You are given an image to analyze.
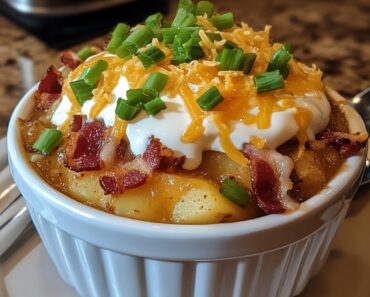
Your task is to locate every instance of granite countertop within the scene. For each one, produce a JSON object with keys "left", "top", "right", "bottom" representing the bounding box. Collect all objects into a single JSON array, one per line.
[{"left": 0, "top": 0, "right": 369, "bottom": 138}]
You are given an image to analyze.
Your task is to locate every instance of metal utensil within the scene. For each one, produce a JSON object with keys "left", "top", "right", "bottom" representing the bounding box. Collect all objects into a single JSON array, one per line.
[{"left": 349, "top": 87, "right": 370, "bottom": 185}]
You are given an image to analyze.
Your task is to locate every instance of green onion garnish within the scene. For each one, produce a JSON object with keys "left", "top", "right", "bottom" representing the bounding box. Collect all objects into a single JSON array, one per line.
[
  {"left": 196, "top": 86, "right": 224, "bottom": 111},
  {"left": 267, "top": 45, "right": 291, "bottom": 78},
  {"left": 83, "top": 60, "right": 108, "bottom": 87},
  {"left": 70, "top": 79, "right": 94, "bottom": 105},
  {"left": 210, "top": 12, "right": 234, "bottom": 30},
  {"left": 144, "top": 97, "right": 167, "bottom": 116},
  {"left": 106, "top": 23, "right": 130, "bottom": 53},
  {"left": 172, "top": 32, "right": 204, "bottom": 64},
  {"left": 171, "top": 8, "right": 197, "bottom": 28},
  {"left": 142, "top": 72, "right": 169, "bottom": 96},
  {"left": 223, "top": 40, "right": 238, "bottom": 49},
  {"left": 162, "top": 28, "right": 179, "bottom": 45},
  {"left": 115, "top": 98, "right": 141, "bottom": 120},
  {"left": 220, "top": 178, "right": 249, "bottom": 207},
  {"left": 32, "top": 128, "right": 63, "bottom": 155},
  {"left": 126, "top": 89, "right": 155, "bottom": 106},
  {"left": 219, "top": 48, "right": 244, "bottom": 71},
  {"left": 145, "top": 13, "right": 163, "bottom": 39},
  {"left": 242, "top": 53, "right": 257, "bottom": 74},
  {"left": 116, "top": 27, "right": 153, "bottom": 59},
  {"left": 254, "top": 70, "right": 285, "bottom": 93},
  {"left": 279, "top": 63, "right": 290, "bottom": 79},
  {"left": 283, "top": 42, "right": 293, "bottom": 54},
  {"left": 138, "top": 46, "right": 166, "bottom": 69},
  {"left": 196, "top": 1, "right": 215, "bottom": 17},
  {"left": 77, "top": 47, "right": 94, "bottom": 61},
  {"left": 177, "top": 0, "right": 196, "bottom": 14},
  {"left": 206, "top": 32, "right": 222, "bottom": 42}
]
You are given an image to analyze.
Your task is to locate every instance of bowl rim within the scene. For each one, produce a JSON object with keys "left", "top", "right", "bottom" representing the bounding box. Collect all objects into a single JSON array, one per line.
[{"left": 7, "top": 83, "right": 367, "bottom": 239}]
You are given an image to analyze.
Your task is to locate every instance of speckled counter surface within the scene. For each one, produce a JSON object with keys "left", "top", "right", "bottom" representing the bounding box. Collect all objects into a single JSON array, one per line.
[{"left": 0, "top": 0, "right": 369, "bottom": 137}]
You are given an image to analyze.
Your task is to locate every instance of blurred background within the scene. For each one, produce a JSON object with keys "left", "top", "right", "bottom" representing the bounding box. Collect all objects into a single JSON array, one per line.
[{"left": 0, "top": 0, "right": 369, "bottom": 138}]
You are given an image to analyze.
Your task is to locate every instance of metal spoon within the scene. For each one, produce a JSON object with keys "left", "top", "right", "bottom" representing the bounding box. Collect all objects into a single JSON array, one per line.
[{"left": 349, "top": 87, "right": 370, "bottom": 185}]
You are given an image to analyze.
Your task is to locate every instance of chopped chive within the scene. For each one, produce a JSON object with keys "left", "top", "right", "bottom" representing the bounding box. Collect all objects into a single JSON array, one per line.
[
  {"left": 254, "top": 70, "right": 285, "bottom": 93},
  {"left": 106, "top": 23, "right": 130, "bottom": 53},
  {"left": 177, "top": 26, "right": 200, "bottom": 41},
  {"left": 267, "top": 45, "right": 291, "bottom": 76},
  {"left": 219, "top": 48, "right": 244, "bottom": 71},
  {"left": 210, "top": 12, "right": 234, "bottom": 30},
  {"left": 77, "top": 47, "right": 94, "bottom": 61},
  {"left": 283, "top": 42, "right": 293, "bottom": 54},
  {"left": 242, "top": 52, "right": 257, "bottom": 74},
  {"left": 83, "top": 60, "right": 108, "bottom": 87},
  {"left": 223, "top": 40, "right": 238, "bottom": 49},
  {"left": 144, "top": 97, "right": 167, "bottom": 116},
  {"left": 196, "top": 1, "right": 215, "bottom": 17},
  {"left": 145, "top": 13, "right": 163, "bottom": 39},
  {"left": 171, "top": 8, "right": 197, "bottom": 28},
  {"left": 143, "top": 72, "right": 169, "bottom": 96},
  {"left": 126, "top": 89, "right": 155, "bottom": 106},
  {"left": 196, "top": 86, "right": 224, "bottom": 111},
  {"left": 279, "top": 63, "right": 290, "bottom": 79},
  {"left": 116, "top": 27, "right": 153, "bottom": 59},
  {"left": 172, "top": 33, "right": 204, "bottom": 64},
  {"left": 70, "top": 79, "right": 94, "bottom": 105},
  {"left": 177, "top": 0, "right": 196, "bottom": 14},
  {"left": 115, "top": 98, "right": 141, "bottom": 120},
  {"left": 220, "top": 178, "right": 249, "bottom": 207},
  {"left": 138, "top": 46, "right": 166, "bottom": 69},
  {"left": 32, "top": 128, "right": 63, "bottom": 155},
  {"left": 162, "top": 28, "right": 179, "bottom": 45},
  {"left": 79, "top": 67, "right": 90, "bottom": 80},
  {"left": 206, "top": 32, "right": 222, "bottom": 42}
]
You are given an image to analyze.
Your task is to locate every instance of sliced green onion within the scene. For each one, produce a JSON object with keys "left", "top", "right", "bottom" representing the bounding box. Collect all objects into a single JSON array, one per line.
[
  {"left": 116, "top": 27, "right": 153, "bottom": 59},
  {"left": 172, "top": 33, "right": 204, "bottom": 64},
  {"left": 223, "top": 40, "right": 238, "bottom": 49},
  {"left": 83, "top": 60, "right": 108, "bottom": 87},
  {"left": 196, "top": 1, "right": 215, "bottom": 17},
  {"left": 220, "top": 178, "right": 249, "bottom": 207},
  {"left": 162, "top": 28, "right": 179, "bottom": 45},
  {"left": 115, "top": 98, "right": 141, "bottom": 120},
  {"left": 70, "top": 79, "right": 94, "bottom": 105},
  {"left": 77, "top": 47, "right": 94, "bottom": 61},
  {"left": 279, "top": 63, "right": 290, "bottom": 79},
  {"left": 144, "top": 97, "right": 167, "bottom": 116},
  {"left": 242, "top": 52, "right": 257, "bottom": 74},
  {"left": 145, "top": 13, "right": 163, "bottom": 39},
  {"left": 79, "top": 67, "right": 90, "bottom": 80},
  {"left": 162, "top": 19, "right": 172, "bottom": 28},
  {"left": 143, "top": 72, "right": 169, "bottom": 96},
  {"left": 219, "top": 48, "right": 244, "bottom": 71},
  {"left": 210, "top": 12, "right": 234, "bottom": 30},
  {"left": 106, "top": 23, "right": 130, "bottom": 53},
  {"left": 177, "top": 0, "right": 196, "bottom": 14},
  {"left": 171, "top": 8, "right": 197, "bottom": 28},
  {"left": 283, "top": 42, "right": 293, "bottom": 54},
  {"left": 196, "top": 86, "right": 224, "bottom": 111},
  {"left": 206, "top": 32, "right": 222, "bottom": 42},
  {"left": 126, "top": 89, "right": 155, "bottom": 106},
  {"left": 138, "top": 46, "right": 166, "bottom": 69},
  {"left": 177, "top": 27, "right": 200, "bottom": 42},
  {"left": 32, "top": 128, "right": 63, "bottom": 155},
  {"left": 254, "top": 70, "right": 285, "bottom": 93},
  {"left": 267, "top": 45, "right": 291, "bottom": 76}
]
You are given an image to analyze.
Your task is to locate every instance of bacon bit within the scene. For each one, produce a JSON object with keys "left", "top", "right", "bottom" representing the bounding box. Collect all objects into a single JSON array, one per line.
[
  {"left": 65, "top": 121, "right": 105, "bottom": 172},
  {"left": 143, "top": 137, "right": 162, "bottom": 170},
  {"left": 34, "top": 66, "right": 63, "bottom": 110},
  {"left": 243, "top": 144, "right": 298, "bottom": 214},
  {"left": 308, "top": 131, "right": 368, "bottom": 158},
  {"left": 70, "top": 115, "right": 85, "bottom": 132},
  {"left": 99, "top": 170, "right": 148, "bottom": 195},
  {"left": 160, "top": 156, "right": 186, "bottom": 173},
  {"left": 60, "top": 50, "right": 81, "bottom": 70}
]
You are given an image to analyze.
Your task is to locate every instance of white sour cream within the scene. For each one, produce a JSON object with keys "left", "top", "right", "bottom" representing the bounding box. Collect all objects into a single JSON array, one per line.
[{"left": 51, "top": 75, "right": 331, "bottom": 170}]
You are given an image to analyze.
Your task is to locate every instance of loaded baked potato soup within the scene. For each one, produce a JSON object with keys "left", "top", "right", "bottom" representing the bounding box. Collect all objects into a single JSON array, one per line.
[{"left": 19, "top": 0, "right": 368, "bottom": 224}]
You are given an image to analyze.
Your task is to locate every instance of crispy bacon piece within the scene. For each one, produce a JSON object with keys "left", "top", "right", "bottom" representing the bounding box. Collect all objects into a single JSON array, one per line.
[
  {"left": 308, "top": 131, "right": 368, "bottom": 158},
  {"left": 99, "top": 138, "right": 185, "bottom": 195},
  {"left": 65, "top": 121, "right": 105, "bottom": 172},
  {"left": 243, "top": 144, "right": 298, "bottom": 214},
  {"left": 70, "top": 115, "right": 85, "bottom": 132},
  {"left": 60, "top": 50, "right": 81, "bottom": 70},
  {"left": 34, "top": 66, "right": 63, "bottom": 110}
]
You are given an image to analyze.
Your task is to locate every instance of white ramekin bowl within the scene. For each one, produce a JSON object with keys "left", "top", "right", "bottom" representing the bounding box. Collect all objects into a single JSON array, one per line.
[{"left": 7, "top": 84, "right": 366, "bottom": 297}]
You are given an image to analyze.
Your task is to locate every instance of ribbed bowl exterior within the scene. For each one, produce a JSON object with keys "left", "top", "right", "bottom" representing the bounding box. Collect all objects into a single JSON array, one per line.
[{"left": 27, "top": 201, "right": 348, "bottom": 297}]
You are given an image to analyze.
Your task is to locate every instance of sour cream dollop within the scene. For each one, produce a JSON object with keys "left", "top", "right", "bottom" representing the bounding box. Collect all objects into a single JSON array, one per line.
[{"left": 52, "top": 75, "right": 331, "bottom": 170}]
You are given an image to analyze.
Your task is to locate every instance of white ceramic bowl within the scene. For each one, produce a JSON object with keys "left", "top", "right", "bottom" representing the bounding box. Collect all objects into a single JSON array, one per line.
[{"left": 7, "top": 84, "right": 366, "bottom": 297}]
